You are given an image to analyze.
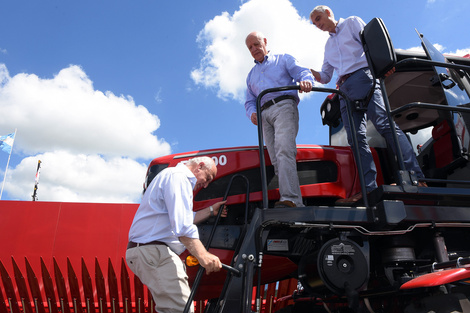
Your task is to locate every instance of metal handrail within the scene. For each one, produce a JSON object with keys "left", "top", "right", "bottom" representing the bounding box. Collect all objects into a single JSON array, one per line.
[
  {"left": 391, "top": 101, "right": 470, "bottom": 116},
  {"left": 183, "top": 174, "right": 249, "bottom": 313},
  {"left": 255, "top": 86, "right": 370, "bottom": 208},
  {"left": 397, "top": 57, "right": 470, "bottom": 72}
]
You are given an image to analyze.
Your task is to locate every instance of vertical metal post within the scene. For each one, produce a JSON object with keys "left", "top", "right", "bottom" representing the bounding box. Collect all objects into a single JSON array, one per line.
[
  {"left": 255, "top": 91, "right": 269, "bottom": 210},
  {"left": 343, "top": 98, "right": 370, "bottom": 208}
]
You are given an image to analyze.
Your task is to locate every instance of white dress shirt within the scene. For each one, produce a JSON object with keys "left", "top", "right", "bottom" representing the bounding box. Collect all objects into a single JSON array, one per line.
[
  {"left": 128, "top": 162, "right": 199, "bottom": 255},
  {"left": 318, "top": 16, "right": 370, "bottom": 84}
]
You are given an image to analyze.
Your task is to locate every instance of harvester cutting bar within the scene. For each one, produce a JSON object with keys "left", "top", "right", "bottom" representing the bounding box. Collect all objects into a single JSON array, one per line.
[
  {"left": 0, "top": 256, "right": 288, "bottom": 313},
  {"left": 0, "top": 256, "right": 156, "bottom": 313}
]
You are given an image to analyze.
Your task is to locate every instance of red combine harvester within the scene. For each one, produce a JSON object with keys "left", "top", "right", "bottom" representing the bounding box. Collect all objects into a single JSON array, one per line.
[{"left": 2, "top": 18, "right": 470, "bottom": 313}]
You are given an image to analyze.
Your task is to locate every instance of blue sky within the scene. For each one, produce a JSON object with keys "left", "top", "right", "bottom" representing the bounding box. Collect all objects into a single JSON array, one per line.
[{"left": 1, "top": 0, "right": 469, "bottom": 202}]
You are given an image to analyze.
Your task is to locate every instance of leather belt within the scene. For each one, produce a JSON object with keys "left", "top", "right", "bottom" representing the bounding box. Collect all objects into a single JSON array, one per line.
[
  {"left": 337, "top": 73, "right": 353, "bottom": 86},
  {"left": 261, "top": 95, "right": 296, "bottom": 112},
  {"left": 127, "top": 240, "right": 167, "bottom": 249},
  {"left": 337, "top": 67, "right": 368, "bottom": 86}
]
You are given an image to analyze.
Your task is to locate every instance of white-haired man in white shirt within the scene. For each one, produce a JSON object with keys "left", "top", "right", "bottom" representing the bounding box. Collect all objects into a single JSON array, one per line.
[{"left": 126, "top": 156, "right": 226, "bottom": 313}]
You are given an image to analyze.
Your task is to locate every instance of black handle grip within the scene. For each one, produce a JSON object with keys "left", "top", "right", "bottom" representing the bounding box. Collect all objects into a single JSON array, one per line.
[{"left": 222, "top": 263, "right": 241, "bottom": 277}]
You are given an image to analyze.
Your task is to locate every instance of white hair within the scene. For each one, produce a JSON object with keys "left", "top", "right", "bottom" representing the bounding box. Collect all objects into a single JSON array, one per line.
[
  {"left": 310, "top": 5, "right": 334, "bottom": 20},
  {"left": 187, "top": 156, "right": 215, "bottom": 170}
]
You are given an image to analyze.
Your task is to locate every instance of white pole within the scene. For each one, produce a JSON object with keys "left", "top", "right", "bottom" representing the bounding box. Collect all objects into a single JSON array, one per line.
[{"left": 0, "top": 128, "right": 17, "bottom": 200}]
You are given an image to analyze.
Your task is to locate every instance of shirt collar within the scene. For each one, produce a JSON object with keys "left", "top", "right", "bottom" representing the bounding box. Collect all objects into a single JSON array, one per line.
[
  {"left": 254, "top": 51, "right": 271, "bottom": 64},
  {"left": 329, "top": 18, "right": 345, "bottom": 36},
  {"left": 176, "top": 162, "right": 197, "bottom": 189}
]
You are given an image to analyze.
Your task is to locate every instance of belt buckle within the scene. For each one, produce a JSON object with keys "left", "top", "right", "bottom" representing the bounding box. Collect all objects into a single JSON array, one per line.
[
  {"left": 261, "top": 99, "right": 274, "bottom": 112},
  {"left": 339, "top": 74, "right": 350, "bottom": 86},
  {"left": 268, "top": 95, "right": 284, "bottom": 107}
]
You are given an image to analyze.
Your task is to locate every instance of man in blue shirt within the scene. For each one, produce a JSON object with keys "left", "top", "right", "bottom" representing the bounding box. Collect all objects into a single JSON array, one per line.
[
  {"left": 309, "top": 6, "right": 426, "bottom": 204},
  {"left": 126, "top": 157, "right": 226, "bottom": 313},
  {"left": 245, "top": 31, "right": 314, "bottom": 208}
]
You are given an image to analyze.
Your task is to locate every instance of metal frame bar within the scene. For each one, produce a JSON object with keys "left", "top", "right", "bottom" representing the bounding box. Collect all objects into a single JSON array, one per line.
[{"left": 255, "top": 86, "right": 370, "bottom": 209}]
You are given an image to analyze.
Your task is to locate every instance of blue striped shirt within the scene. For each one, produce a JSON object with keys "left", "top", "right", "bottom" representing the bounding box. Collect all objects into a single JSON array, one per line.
[{"left": 245, "top": 52, "right": 314, "bottom": 118}]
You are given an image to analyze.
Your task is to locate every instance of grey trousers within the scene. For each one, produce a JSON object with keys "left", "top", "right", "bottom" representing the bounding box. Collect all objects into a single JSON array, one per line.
[{"left": 261, "top": 99, "right": 304, "bottom": 206}]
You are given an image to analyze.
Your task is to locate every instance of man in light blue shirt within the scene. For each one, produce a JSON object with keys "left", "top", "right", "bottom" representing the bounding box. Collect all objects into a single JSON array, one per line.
[
  {"left": 245, "top": 31, "right": 314, "bottom": 208},
  {"left": 309, "top": 6, "right": 425, "bottom": 204},
  {"left": 126, "top": 157, "right": 225, "bottom": 313}
]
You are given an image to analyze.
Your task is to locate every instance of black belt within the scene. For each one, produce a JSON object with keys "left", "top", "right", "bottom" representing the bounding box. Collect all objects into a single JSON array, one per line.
[
  {"left": 261, "top": 95, "right": 296, "bottom": 112},
  {"left": 127, "top": 240, "right": 167, "bottom": 249}
]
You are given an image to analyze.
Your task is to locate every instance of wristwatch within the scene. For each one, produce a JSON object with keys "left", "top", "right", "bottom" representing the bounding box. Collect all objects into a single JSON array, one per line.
[{"left": 209, "top": 206, "right": 214, "bottom": 217}]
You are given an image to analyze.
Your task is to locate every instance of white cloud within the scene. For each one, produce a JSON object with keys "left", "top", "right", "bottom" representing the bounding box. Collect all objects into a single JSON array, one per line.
[
  {"left": 191, "top": 0, "right": 327, "bottom": 102},
  {"left": 448, "top": 48, "right": 470, "bottom": 57},
  {"left": 154, "top": 87, "right": 163, "bottom": 104},
  {"left": 0, "top": 64, "right": 170, "bottom": 159},
  {"left": 400, "top": 46, "right": 425, "bottom": 53},
  {"left": 4, "top": 151, "right": 147, "bottom": 203},
  {"left": 398, "top": 45, "right": 470, "bottom": 57},
  {"left": 0, "top": 63, "right": 170, "bottom": 202}
]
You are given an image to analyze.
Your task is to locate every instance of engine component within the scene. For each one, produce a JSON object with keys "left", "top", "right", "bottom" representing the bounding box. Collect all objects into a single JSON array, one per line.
[{"left": 317, "top": 238, "right": 370, "bottom": 295}]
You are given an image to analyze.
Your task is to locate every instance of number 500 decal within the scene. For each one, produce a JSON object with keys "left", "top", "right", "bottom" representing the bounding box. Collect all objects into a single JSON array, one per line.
[{"left": 211, "top": 155, "right": 227, "bottom": 166}]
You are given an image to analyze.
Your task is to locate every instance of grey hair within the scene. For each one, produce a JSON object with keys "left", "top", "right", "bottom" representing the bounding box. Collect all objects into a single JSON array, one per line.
[
  {"left": 187, "top": 156, "right": 215, "bottom": 170},
  {"left": 310, "top": 5, "right": 334, "bottom": 20}
]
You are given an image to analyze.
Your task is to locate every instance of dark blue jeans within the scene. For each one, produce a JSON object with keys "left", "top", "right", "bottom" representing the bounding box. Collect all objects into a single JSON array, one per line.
[{"left": 339, "top": 68, "right": 424, "bottom": 191}]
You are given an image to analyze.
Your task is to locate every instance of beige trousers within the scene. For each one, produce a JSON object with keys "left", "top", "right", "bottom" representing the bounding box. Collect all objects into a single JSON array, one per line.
[{"left": 126, "top": 244, "right": 193, "bottom": 313}]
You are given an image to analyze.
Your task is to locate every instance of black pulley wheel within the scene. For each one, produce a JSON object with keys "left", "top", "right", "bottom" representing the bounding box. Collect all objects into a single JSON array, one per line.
[{"left": 317, "top": 238, "right": 369, "bottom": 294}]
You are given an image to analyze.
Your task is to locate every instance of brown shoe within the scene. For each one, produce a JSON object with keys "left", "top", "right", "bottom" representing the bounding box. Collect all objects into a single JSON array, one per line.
[
  {"left": 335, "top": 192, "right": 363, "bottom": 205},
  {"left": 274, "top": 200, "right": 296, "bottom": 208},
  {"left": 418, "top": 181, "right": 428, "bottom": 187}
]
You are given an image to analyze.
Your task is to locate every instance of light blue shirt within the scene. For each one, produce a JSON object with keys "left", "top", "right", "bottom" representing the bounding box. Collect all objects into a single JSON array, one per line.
[
  {"left": 128, "top": 162, "right": 199, "bottom": 255},
  {"left": 245, "top": 52, "right": 314, "bottom": 118},
  {"left": 317, "top": 16, "right": 369, "bottom": 85}
]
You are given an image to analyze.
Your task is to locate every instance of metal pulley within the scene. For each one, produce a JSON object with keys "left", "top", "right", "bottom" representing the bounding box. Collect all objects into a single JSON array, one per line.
[{"left": 317, "top": 238, "right": 370, "bottom": 295}]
